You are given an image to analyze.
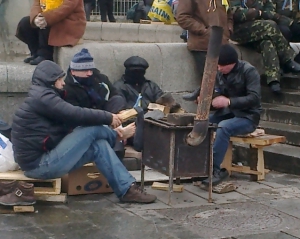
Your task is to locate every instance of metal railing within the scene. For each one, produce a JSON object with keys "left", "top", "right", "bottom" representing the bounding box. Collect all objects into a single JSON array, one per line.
[{"left": 91, "top": 0, "right": 139, "bottom": 18}]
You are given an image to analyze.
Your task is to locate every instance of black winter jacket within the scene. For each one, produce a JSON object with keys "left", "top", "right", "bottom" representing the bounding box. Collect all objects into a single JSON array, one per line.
[
  {"left": 213, "top": 60, "right": 262, "bottom": 125},
  {"left": 64, "top": 68, "right": 119, "bottom": 110},
  {"left": 11, "top": 61, "right": 113, "bottom": 171},
  {"left": 113, "top": 76, "right": 164, "bottom": 111}
]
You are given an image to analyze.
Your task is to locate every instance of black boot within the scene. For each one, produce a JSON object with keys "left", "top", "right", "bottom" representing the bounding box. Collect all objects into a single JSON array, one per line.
[
  {"left": 284, "top": 60, "right": 300, "bottom": 73},
  {"left": 24, "top": 55, "right": 37, "bottom": 64},
  {"left": 182, "top": 87, "right": 200, "bottom": 101},
  {"left": 202, "top": 168, "right": 229, "bottom": 187},
  {"left": 29, "top": 56, "right": 46, "bottom": 65},
  {"left": 268, "top": 81, "right": 281, "bottom": 94}
]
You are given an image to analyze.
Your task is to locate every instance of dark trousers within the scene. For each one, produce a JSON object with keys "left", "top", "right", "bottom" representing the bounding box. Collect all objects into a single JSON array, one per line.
[
  {"left": 104, "top": 95, "right": 126, "bottom": 113},
  {"left": 84, "top": 3, "right": 93, "bottom": 21},
  {"left": 98, "top": 0, "right": 116, "bottom": 22},
  {"left": 278, "top": 24, "right": 300, "bottom": 43},
  {"left": 191, "top": 51, "right": 207, "bottom": 80},
  {"left": 16, "top": 16, "right": 54, "bottom": 60}
]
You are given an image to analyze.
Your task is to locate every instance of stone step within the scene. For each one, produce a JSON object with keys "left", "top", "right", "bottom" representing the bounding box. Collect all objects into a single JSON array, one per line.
[
  {"left": 233, "top": 143, "right": 300, "bottom": 176},
  {"left": 261, "top": 103, "right": 300, "bottom": 126},
  {"left": 261, "top": 86, "right": 300, "bottom": 107},
  {"left": 261, "top": 74, "right": 300, "bottom": 90},
  {"left": 259, "top": 120, "right": 300, "bottom": 146}
]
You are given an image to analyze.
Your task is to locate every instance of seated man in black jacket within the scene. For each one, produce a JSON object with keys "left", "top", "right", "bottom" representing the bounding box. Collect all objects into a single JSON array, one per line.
[
  {"left": 113, "top": 56, "right": 164, "bottom": 152},
  {"left": 64, "top": 48, "right": 127, "bottom": 159},
  {"left": 11, "top": 60, "right": 156, "bottom": 204},
  {"left": 186, "top": 44, "right": 262, "bottom": 186},
  {"left": 113, "top": 56, "right": 164, "bottom": 112}
]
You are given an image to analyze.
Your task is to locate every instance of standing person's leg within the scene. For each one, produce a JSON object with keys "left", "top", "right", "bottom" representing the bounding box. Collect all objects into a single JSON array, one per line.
[
  {"left": 30, "top": 27, "right": 54, "bottom": 65},
  {"left": 182, "top": 51, "right": 207, "bottom": 101},
  {"left": 107, "top": 0, "right": 116, "bottom": 22},
  {"left": 15, "top": 16, "right": 39, "bottom": 63},
  {"left": 98, "top": 0, "right": 108, "bottom": 22},
  {"left": 202, "top": 117, "right": 257, "bottom": 186},
  {"left": 84, "top": 2, "right": 93, "bottom": 21}
]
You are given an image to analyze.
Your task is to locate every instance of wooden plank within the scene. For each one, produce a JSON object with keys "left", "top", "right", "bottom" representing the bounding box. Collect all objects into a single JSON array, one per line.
[
  {"left": 124, "top": 146, "right": 142, "bottom": 159},
  {"left": 229, "top": 165, "right": 262, "bottom": 175},
  {"left": 148, "top": 103, "right": 170, "bottom": 114},
  {"left": 35, "top": 193, "right": 67, "bottom": 203},
  {"left": 230, "top": 135, "right": 286, "bottom": 146},
  {"left": 151, "top": 182, "right": 184, "bottom": 192},
  {"left": 13, "top": 206, "right": 35, "bottom": 213},
  {"left": 256, "top": 147, "right": 265, "bottom": 181},
  {"left": 118, "top": 108, "right": 138, "bottom": 123}
]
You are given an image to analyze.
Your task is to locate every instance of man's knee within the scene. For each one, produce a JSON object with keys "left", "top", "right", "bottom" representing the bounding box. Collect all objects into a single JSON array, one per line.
[{"left": 18, "top": 16, "right": 32, "bottom": 29}]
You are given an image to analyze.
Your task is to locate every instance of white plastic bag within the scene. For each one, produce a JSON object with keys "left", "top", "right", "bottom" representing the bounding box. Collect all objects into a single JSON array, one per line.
[{"left": 0, "top": 134, "right": 19, "bottom": 172}]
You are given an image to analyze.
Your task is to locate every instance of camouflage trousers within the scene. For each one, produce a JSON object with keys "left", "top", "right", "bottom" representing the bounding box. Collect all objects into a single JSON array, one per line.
[{"left": 232, "top": 20, "right": 295, "bottom": 84}]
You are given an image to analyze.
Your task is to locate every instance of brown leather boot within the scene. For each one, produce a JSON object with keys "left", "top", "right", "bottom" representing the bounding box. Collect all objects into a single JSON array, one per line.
[
  {"left": 120, "top": 183, "right": 157, "bottom": 204},
  {"left": 0, "top": 181, "right": 36, "bottom": 206},
  {"left": 0, "top": 180, "right": 18, "bottom": 196}
]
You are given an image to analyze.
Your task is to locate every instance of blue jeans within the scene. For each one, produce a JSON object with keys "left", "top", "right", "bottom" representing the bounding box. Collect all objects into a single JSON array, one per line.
[
  {"left": 24, "top": 126, "right": 136, "bottom": 198},
  {"left": 210, "top": 113, "right": 257, "bottom": 171}
]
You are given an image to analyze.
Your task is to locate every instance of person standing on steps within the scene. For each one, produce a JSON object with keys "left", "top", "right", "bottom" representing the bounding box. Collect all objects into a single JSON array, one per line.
[
  {"left": 98, "top": 0, "right": 116, "bottom": 22},
  {"left": 16, "top": 0, "right": 86, "bottom": 65},
  {"left": 176, "top": 0, "right": 233, "bottom": 101}
]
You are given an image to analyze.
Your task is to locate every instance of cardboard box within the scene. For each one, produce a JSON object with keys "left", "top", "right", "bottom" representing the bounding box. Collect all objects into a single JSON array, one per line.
[{"left": 62, "top": 164, "right": 113, "bottom": 195}]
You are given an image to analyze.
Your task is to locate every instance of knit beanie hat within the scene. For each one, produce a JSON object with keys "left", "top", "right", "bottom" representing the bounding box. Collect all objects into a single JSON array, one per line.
[
  {"left": 218, "top": 44, "right": 239, "bottom": 66},
  {"left": 70, "top": 48, "right": 95, "bottom": 71}
]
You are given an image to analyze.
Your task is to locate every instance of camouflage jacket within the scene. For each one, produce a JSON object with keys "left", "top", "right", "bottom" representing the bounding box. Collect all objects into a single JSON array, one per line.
[
  {"left": 272, "top": 0, "right": 300, "bottom": 20},
  {"left": 229, "top": 0, "right": 293, "bottom": 25}
]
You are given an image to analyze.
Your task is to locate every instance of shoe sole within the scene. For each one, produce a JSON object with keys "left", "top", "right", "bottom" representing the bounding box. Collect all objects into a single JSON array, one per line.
[
  {"left": 119, "top": 198, "right": 157, "bottom": 204},
  {"left": 202, "top": 174, "right": 230, "bottom": 187},
  {"left": 0, "top": 201, "right": 36, "bottom": 206}
]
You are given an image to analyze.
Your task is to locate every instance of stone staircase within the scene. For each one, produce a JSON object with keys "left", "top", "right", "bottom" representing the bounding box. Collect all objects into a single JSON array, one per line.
[{"left": 234, "top": 74, "right": 300, "bottom": 176}]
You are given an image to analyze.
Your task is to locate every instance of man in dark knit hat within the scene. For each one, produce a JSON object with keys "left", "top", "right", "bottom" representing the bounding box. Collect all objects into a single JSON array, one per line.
[
  {"left": 195, "top": 44, "right": 262, "bottom": 186},
  {"left": 64, "top": 48, "right": 128, "bottom": 159}
]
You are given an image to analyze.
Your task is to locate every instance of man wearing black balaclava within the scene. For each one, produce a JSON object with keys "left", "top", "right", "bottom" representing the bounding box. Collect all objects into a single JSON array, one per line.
[{"left": 113, "top": 56, "right": 164, "bottom": 112}]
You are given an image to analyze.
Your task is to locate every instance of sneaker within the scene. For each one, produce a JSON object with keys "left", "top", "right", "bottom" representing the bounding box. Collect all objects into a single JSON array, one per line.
[
  {"left": 202, "top": 168, "right": 229, "bottom": 187},
  {"left": 120, "top": 183, "right": 157, "bottom": 204},
  {"left": 0, "top": 181, "right": 36, "bottom": 206}
]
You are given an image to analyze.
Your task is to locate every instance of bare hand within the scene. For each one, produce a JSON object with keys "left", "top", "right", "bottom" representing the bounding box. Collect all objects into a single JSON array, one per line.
[
  {"left": 111, "top": 114, "right": 122, "bottom": 128},
  {"left": 212, "top": 96, "right": 230, "bottom": 109}
]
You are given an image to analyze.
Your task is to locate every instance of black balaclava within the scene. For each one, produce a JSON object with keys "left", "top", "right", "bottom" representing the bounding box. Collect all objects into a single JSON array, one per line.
[{"left": 124, "top": 68, "right": 146, "bottom": 86}]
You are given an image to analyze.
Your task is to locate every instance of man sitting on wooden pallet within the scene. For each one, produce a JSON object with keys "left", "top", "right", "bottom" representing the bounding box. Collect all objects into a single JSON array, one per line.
[
  {"left": 184, "top": 44, "right": 262, "bottom": 186},
  {"left": 11, "top": 61, "right": 157, "bottom": 204}
]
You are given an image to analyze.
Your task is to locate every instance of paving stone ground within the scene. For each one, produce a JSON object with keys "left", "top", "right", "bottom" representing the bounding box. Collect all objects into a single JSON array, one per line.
[{"left": 1, "top": 172, "right": 300, "bottom": 239}]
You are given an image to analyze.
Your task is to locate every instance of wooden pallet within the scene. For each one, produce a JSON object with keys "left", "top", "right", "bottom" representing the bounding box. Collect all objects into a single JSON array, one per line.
[
  {"left": 0, "top": 205, "right": 35, "bottom": 214},
  {"left": 0, "top": 170, "right": 61, "bottom": 195}
]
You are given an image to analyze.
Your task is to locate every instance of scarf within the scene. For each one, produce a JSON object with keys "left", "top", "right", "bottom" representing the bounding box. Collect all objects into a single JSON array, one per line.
[{"left": 40, "top": 0, "right": 63, "bottom": 12}]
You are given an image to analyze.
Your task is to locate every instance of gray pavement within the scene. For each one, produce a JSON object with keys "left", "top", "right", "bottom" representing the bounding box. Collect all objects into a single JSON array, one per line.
[{"left": 1, "top": 171, "right": 300, "bottom": 239}]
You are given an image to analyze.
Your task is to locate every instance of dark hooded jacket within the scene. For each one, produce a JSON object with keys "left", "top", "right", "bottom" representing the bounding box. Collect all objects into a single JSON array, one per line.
[
  {"left": 213, "top": 60, "right": 262, "bottom": 125},
  {"left": 113, "top": 76, "right": 164, "bottom": 112},
  {"left": 64, "top": 68, "right": 119, "bottom": 110},
  {"left": 11, "top": 61, "right": 112, "bottom": 171}
]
